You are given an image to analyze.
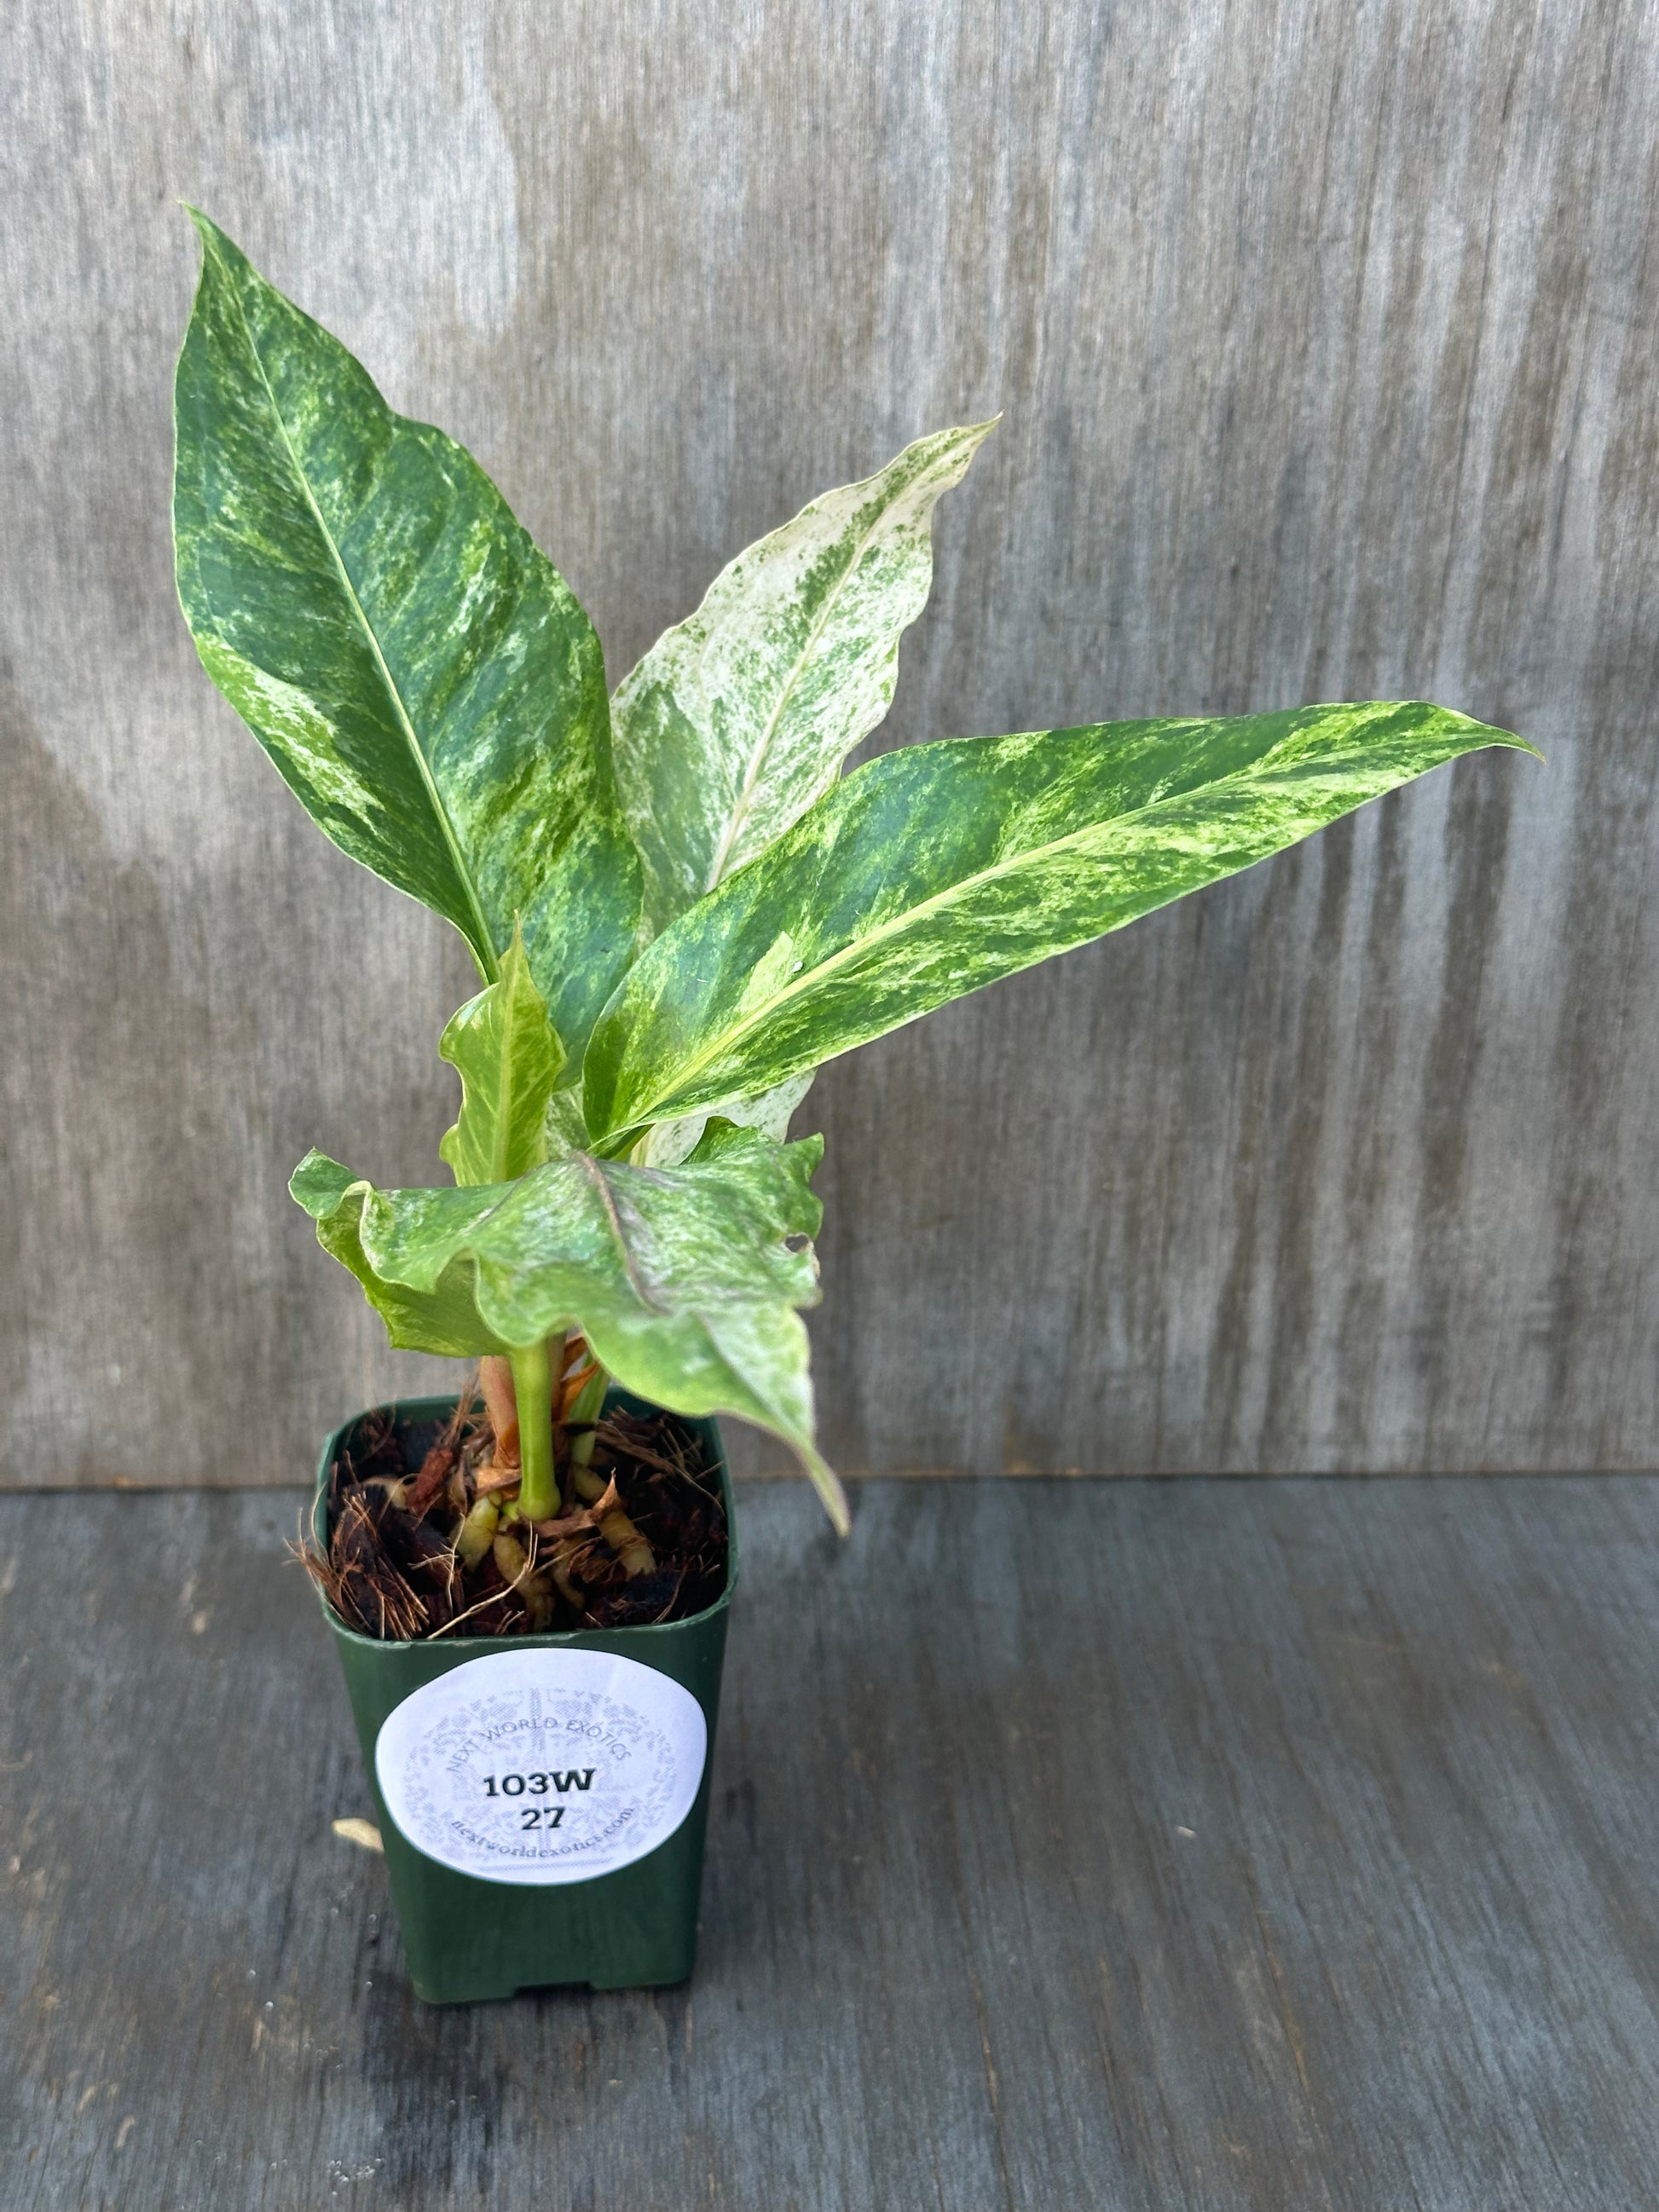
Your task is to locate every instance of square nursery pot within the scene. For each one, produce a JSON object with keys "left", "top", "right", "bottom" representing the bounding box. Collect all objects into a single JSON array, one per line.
[{"left": 313, "top": 1389, "right": 734, "bottom": 2005}]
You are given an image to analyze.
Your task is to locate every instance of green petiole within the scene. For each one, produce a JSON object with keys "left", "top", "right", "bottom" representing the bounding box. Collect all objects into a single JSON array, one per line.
[{"left": 508, "top": 1340, "right": 558, "bottom": 1522}]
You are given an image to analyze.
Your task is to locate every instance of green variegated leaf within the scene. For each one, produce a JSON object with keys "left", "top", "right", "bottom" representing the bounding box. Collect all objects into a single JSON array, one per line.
[
  {"left": 611, "top": 422, "right": 997, "bottom": 941},
  {"left": 585, "top": 702, "right": 1537, "bottom": 1144},
  {"left": 173, "top": 212, "right": 639, "bottom": 1059},
  {"left": 290, "top": 1152, "right": 510, "bottom": 1357},
  {"left": 289, "top": 1128, "right": 847, "bottom": 1530},
  {"left": 439, "top": 928, "right": 565, "bottom": 1185},
  {"left": 543, "top": 1084, "right": 591, "bottom": 1161}
]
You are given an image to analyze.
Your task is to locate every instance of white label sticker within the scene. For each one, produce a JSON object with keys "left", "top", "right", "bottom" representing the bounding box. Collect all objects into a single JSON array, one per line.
[{"left": 374, "top": 1648, "right": 708, "bottom": 1886}]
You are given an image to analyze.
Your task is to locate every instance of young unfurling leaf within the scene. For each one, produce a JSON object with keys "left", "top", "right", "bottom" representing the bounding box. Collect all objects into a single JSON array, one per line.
[{"left": 439, "top": 928, "right": 566, "bottom": 1186}]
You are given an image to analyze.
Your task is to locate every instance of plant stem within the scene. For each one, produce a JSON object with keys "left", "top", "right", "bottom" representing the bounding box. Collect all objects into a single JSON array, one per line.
[
  {"left": 509, "top": 1340, "right": 557, "bottom": 1521},
  {"left": 567, "top": 1364, "right": 609, "bottom": 1469},
  {"left": 565, "top": 1362, "right": 611, "bottom": 1502}
]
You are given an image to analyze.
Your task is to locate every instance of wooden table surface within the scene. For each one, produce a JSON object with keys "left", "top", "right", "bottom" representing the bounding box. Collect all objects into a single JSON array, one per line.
[{"left": 5, "top": 1476, "right": 1659, "bottom": 2210}]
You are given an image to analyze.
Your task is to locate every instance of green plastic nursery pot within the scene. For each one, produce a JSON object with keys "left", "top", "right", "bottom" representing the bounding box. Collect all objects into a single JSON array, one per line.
[{"left": 313, "top": 1389, "right": 734, "bottom": 2005}]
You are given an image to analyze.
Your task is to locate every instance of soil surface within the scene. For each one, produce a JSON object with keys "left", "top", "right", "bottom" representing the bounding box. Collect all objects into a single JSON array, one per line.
[{"left": 304, "top": 1395, "right": 729, "bottom": 1639}]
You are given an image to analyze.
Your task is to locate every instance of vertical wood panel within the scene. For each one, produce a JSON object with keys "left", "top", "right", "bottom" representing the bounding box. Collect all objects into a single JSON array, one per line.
[{"left": 3, "top": 0, "right": 1656, "bottom": 1482}]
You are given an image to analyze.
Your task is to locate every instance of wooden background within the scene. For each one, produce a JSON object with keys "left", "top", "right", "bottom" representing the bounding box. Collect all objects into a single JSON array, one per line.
[{"left": 4, "top": 0, "right": 1656, "bottom": 1487}]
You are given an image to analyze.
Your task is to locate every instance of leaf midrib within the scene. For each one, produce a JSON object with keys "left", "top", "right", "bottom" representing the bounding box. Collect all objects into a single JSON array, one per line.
[
  {"left": 575, "top": 1154, "right": 667, "bottom": 1314},
  {"left": 488, "top": 973, "right": 518, "bottom": 1183},
  {"left": 219, "top": 243, "right": 500, "bottom": 983},
  {"left": 368, "top": 1152, "right": 660, "bottom": 1314},
  {"left": 616, "top": 721, "right": 1436, "bottom": 1129}
]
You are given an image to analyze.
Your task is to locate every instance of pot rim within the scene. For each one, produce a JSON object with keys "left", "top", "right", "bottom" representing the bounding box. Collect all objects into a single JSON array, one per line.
[{"left": 311, "top": 1389, "right": 739, "bottom": 1654}]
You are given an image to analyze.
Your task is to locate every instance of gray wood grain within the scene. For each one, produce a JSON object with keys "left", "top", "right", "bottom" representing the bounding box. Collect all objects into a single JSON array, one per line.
[
  {"left": 4, "top": 1, "right": 1657, "bottom": 1483},
  {"left": 6, "top": 1478, "right": 1659, "bottom": 2208}
]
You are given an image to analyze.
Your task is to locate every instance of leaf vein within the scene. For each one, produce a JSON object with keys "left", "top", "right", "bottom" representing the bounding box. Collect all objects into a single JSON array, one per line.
[{"left": 575, "top": 1153, "right": 667, "bottom": 1313}]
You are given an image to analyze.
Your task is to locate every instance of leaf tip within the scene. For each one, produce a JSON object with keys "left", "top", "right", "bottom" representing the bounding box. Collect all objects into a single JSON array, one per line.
[
  {"left": 1452, "top": 708, "right": 1543, "bottom": 766},
  {"left": 288, "top": 1149, "right": 356, "bottom": 1219},
  {"left": 819, "top": 1465, "right": 852, "bottom": 1539},
  {"left": 182, "top": 205, "right": 228, "bottom": 256},
  {"left": 791, "top": 1129, "right": 827, "bottom": 1178}
]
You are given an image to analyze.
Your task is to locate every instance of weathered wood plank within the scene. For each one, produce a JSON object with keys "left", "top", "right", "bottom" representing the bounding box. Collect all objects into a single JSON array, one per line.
[
  {"left": 3, "top": 2, "right": 1658, "bottom": 1482},
  {"left": 5, "top": 1478, "right": 1659, "bottom": 2208}
]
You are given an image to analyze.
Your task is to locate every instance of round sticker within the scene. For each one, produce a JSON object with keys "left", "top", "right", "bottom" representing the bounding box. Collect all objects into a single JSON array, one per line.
[{"left": 374, "top": 1648, "right": 708, "bottom": 1886}]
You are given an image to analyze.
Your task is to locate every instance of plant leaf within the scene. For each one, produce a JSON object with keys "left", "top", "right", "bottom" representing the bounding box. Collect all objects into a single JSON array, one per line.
[
  {"left": 289, "top": 1129, "right": 847, "bottom": 1530},
  {"left": 439, "top": 928, "right": 566, "bottom": 1185},
  {"left": 290, "top": 1152, "right": 511, "bottom": 1357},
  {"left": 611, "top": 421, "right": 997, "bottom": 940},
  {"left": 543, "top": 1084, "right": 592, "bottom": 1162},
  {"left": 639, "top": 1072, "right": 816, "bottom": 1170},
  {"left": 585, "top": 701, "right": 1538, "bottom": 1142},
  {"left": 173, "top": 211, "right": 639, "bottom": 1060}
]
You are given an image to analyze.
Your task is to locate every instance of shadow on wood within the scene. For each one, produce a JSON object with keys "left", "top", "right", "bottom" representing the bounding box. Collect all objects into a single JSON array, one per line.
[{"left": 4, "top": 1476, "right": 1659, "bottom": 2208}]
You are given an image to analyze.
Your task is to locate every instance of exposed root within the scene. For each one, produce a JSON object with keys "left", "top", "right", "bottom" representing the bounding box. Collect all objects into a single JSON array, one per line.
[{"left": 298, "top": 1393, "right": 726, "bottom": 1641}]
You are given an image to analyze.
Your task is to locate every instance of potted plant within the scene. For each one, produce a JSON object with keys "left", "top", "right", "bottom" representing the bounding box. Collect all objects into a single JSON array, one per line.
[{"left": 172, "top": 211, "right": 1534, "bottom": 2003}]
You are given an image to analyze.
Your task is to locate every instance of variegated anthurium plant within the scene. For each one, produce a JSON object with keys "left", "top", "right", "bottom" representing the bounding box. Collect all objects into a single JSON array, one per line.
[{"left": 172, "top": 212, "right": 1535, "bottom": 1540}]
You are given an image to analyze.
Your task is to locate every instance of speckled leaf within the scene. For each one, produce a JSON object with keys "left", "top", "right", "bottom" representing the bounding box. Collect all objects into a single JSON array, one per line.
[
  {"left": 611, "top": 422, "right": 997, "bottom": 940},
  {"left": 289, "top": 1129, "right": 846, "bottom": 1530},
  {"left": 543, "top": 1084, "right": 592, "bottom": 1161},
  {"left": 586, "top": 702, "right": 1536, "bottom": 1144},
  {"left": 439, "top": 929, "right": 566, "bottom": 1185},
  {"left": 289, "top": 1152, "right": 510, "bottom": 1358},
  {"left": 173, "top": 211, "right": 639, "bottom": 1058},
  {"left": 639, "top": 1072, "right": 816, "bottom": 1170}
]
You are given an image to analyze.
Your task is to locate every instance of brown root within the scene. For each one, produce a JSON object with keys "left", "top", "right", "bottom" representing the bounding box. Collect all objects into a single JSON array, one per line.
[
  {"left": 478, "top": 1354, "right": 521, "bottom": 1465},
  {"left": 598, "top": 1506, "right": 656, "bottom": 1579},
  {"left": 406, "top": 1437, "right": 457, "bottom": 1519}
]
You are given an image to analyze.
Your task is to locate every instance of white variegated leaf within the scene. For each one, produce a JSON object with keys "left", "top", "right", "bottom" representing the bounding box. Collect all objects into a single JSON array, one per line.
[
  {"left": 639, "top": 1072, "right": 817, "bottom": 1170},
  {"left": 611, "top": 421, "right": 997, "bottom": 940}
]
